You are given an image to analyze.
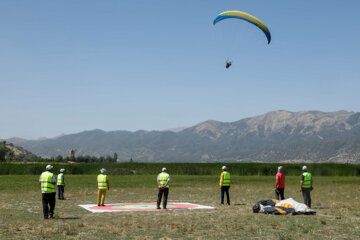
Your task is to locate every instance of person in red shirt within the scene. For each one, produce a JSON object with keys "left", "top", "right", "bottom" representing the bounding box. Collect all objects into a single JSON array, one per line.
[{"left": 274, "top": 166, "right": 285, "bottom": 200}]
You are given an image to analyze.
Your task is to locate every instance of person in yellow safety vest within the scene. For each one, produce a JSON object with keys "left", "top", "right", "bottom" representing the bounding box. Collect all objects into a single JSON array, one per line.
[
  {"left": 156, "top": 168, "right": 170, "bottom": 209},
  {"left": 97, "top": 168, "right": 109, "bottom": 206},
  {"left": 39, "top": 165, "right": 57, "bottom": 219},
  {"left": 220, "top": 166, "right": 231, "bottom": 205},
  {"left": 57, "top": 169, "right": 66, "bottom": 200},
  {"left": 300, "top": 165, "right": 313, "bottom": 208}
]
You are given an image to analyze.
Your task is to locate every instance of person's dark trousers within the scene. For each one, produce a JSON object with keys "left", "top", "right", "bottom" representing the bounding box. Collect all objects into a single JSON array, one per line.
[
  {"left": 302, "top": 188, "right": 311, "bottom": 207},
  {"left": 221, "top": 186, "right": 230, "bottom": 205},
  {"left": 42, "top": 192, "right": 56, "bottom": 219},
  {"left": 57, "top": 185, "right": 64, "bottom": 200},
  {"left": 275, "top": 188, "right": 285, "bottom": 200},
  {"left": 157, "top": 188, "right": 169, "bottom": 208}
]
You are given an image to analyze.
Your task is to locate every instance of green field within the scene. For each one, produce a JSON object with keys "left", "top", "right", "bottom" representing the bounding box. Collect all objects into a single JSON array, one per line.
[{"left": 1, "top": 175, "right": 360, "bottom": 239}]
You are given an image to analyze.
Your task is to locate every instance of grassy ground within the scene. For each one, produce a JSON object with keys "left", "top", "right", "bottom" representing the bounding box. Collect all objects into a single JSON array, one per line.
[{"left": 1, "top": 175, "right": 360, "bottom": 239}]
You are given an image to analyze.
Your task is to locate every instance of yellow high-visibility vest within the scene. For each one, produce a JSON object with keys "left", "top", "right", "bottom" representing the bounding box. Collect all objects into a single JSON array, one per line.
[
  {"left": 158, "top": 172, "right": 170, "bottom": 188},
  {"left": 40, "top": 171, "right": 55, "bottom": 193},
  {"left": 222, "top": 171, "right": 231, "bottom": 186},
  {"left": 57, "top": 173, "right": 64, "bottom": 186},
  {"left": 97, "top": 174, "right": 108, "bottom": 189},
  {"left": 302, "top": 172, "right": 312, "bottom": 188}
]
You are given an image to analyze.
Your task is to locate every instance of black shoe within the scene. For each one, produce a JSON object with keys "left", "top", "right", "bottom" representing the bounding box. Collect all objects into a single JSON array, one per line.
[
  {"left": 101, "top": 204, "right": 105, "bottom": 206},
  {"left": 97, "top": 204, "right": 100, "bottom": 206},
  {"left": 156, "top": 206, "right": 161, "bottom": 209},
  {"left": 49, "top": 214, "right": 54, "bottom": 219}
]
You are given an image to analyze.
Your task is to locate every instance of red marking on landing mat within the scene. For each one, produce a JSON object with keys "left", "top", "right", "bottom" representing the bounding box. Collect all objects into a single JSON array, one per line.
[{"left": 79, "top": 202, "right": 214, "bottom": 212}]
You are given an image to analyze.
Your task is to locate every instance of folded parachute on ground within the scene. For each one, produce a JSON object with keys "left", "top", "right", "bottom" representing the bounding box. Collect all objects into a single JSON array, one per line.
[{"left": 253, "top": 198, "right": 316, "bottom": 215}]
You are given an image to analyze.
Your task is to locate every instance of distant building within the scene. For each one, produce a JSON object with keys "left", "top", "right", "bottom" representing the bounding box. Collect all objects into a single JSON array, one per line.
[{"left": 69, "top": 149, "right": 76, "bottom": 158}]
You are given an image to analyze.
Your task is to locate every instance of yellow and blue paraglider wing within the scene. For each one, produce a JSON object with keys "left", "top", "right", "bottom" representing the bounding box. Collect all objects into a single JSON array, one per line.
[{"left": 213, "top": 11, "right": 271, "bottom": 44}]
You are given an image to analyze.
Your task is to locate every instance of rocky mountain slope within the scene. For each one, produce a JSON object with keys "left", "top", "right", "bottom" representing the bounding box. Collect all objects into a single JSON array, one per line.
[{"left": 6, "top": 110, "right": 360, "bottom": 163}]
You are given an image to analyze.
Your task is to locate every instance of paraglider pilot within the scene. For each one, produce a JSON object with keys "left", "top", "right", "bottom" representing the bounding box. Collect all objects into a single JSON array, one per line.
[{"left": 226, "top": 61, "right": 232, "bottom": 69}]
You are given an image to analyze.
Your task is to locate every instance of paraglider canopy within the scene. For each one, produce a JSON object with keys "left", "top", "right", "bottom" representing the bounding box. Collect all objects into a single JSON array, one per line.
[
  {"left": 213, "top": 10, "right": 271, "bottom": 44},
  {"left": 213, "top": 10, "right": 271, "bottom": 69}
]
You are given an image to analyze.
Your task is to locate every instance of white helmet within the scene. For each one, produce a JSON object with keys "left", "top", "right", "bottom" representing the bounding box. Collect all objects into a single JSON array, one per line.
[
  {"left": 60, "top": 169, "right": 65, "bottom": 173},
  {"left": 46, "top": 165, "right": 53, "bottom": 170},
  {"left": 302, "top": 165, "right": 307, "bottom": 171},
  {"left": 100, "top": 168, "right": 106, "bottom": 173},
  {"left": 222, "top": 166, "right": 227, "bottom": 170},
  {"left": 278, "top": 166, "right": 283, "bottom": 172},
  {"left": 162, "top": 168, "right": 167, "bottom": 172}
]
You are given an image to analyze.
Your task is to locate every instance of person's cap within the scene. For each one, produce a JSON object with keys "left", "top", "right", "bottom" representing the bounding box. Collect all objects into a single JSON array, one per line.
[
  {"left": 222, "top": 166, "right": 227, "bottom": 170},
  {"left": 302, "top": 165, "right": 307, "bottom": 171},
  {"left": 46, "top": 165, "right": 53, "bottom": 170},
  {"left": 162, "top": 167, "right": 167, "bottom": 172},
  {"left": 278, "top": 166, "right": 283, "bottom": 172},
  {"left": 60, "top": 169, "right": 65, "bottom": 173},
  {"left": 100, "top": 168, "right": 106, "bottom": 173}
]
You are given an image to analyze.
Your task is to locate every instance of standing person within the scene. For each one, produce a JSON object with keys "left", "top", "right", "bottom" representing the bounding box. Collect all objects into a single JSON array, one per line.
[
  {"left": 300, "top": 165, "right": 313, "bottom": 207},
  {"left": 39, "top": 165, "right": 56, "bottom": 219},
  {"left": 157, "top": 168, "right": 170, "bottom": 209},
  {"left": 274, "top": 166, "right": 285, "bottom": 200},
  {"left": 57, "top": 169, "right": 66, "bottom": 200},
  {"left": 220, "top": 166, "right": 231, "bottom": 205},
  {"left": 97, "top": 168, "right": 109, "bottom": 206}
]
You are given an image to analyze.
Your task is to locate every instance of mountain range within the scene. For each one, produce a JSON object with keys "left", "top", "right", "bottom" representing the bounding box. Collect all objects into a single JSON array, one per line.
[{"left": 5, "top": 110, "right": 360, "bottom": 163}]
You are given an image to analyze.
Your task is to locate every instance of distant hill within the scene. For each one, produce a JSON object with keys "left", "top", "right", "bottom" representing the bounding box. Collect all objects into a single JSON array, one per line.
[
  {"left": 6, "top": 110, "right": 360, "bottom": 163},
  {"left": 0, "top": 141, "right": 38, "bottom": 161}
]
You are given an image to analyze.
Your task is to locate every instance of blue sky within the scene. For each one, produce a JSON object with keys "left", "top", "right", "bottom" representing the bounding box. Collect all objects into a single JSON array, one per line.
[{"left": 1, "top": 0, "right": 360, "bottom": 139}]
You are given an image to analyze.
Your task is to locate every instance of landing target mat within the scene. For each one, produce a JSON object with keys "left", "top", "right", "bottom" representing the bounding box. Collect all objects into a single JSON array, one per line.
[{"left": 79, "top": 202, "right": 214, "bottom": 212}]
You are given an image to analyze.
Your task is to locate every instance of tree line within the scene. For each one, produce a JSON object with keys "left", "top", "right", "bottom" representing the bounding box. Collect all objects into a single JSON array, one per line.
[{"left": 0, "top": 162, "right": 359, "bottom": 176}]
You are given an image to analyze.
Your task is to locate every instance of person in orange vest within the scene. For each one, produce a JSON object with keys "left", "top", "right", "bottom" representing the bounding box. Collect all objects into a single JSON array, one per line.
[
  {"left": 220, "top": 166, "right": 231, "bottom": 205},
  {"left": 39, "top": 165, "right": 57, "bottom": 219},
  {"left": 97, "top": 168, "right": 109, "bottom": 206}
]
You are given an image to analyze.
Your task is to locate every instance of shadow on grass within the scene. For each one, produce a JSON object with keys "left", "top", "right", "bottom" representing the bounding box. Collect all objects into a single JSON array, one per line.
[{"left": 55, "top": 217, "right": 81, "bottom": 220}]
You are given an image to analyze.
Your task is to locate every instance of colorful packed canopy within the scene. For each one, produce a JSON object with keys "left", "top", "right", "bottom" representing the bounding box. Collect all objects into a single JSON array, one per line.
[{"left": 253, "top": 198, "right": 316, "bottom": 215}]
